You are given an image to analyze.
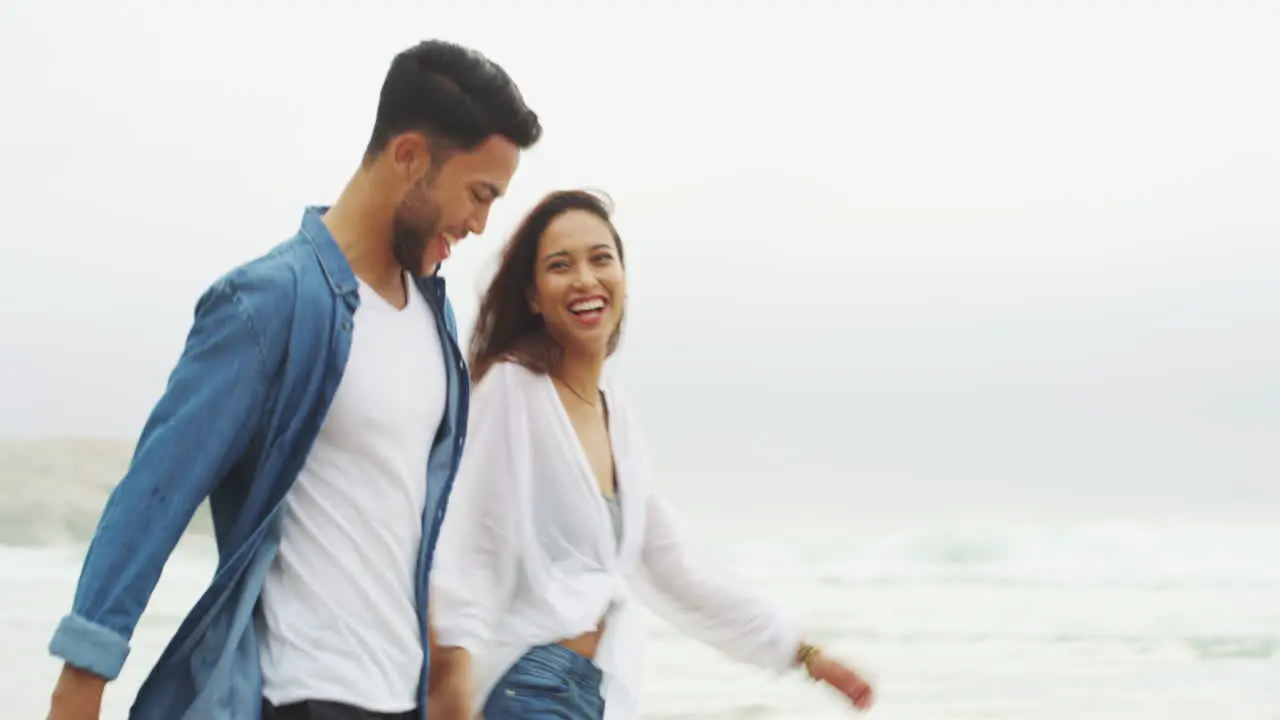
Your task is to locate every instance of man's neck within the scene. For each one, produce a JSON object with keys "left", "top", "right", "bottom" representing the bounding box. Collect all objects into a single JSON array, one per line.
[{"left": 322, "top": 172, "right": 404, "bottom": 303}]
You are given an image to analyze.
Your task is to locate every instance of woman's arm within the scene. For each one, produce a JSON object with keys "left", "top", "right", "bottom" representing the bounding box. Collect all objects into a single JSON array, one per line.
[
  {"left": 636, "top": 494, "right": 875, "bottom": 709},
  {"left": 428, "top": 365, "right": 526, "bottom": 716},
  {"left": 637, "top": 492, "right": 875, "bottom": 709},
  {"left": 426, "top": 608, "right": 471, "bottom": 718},
  {"left": 636, "top": 492, "right": 804, "bottom": 671}
]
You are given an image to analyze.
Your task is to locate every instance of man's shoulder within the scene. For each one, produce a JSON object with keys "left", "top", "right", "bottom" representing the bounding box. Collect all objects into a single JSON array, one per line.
[
  {"left": 217, "top": 233, "right": 310, "bottom": 297},
  {"left": 193, "top": 232, "right": 333, "bottom": 353},
  {"left": 211, "top": 232, "right": 335, "bottom": 313}
]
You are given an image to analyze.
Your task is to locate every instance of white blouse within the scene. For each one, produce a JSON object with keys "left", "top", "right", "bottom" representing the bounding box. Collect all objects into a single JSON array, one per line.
[{"left": 429, "top": 362, "right": 803, "bottom": 719}]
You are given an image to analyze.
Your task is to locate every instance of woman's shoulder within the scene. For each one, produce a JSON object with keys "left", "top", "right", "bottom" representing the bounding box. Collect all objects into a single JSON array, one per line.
[
  {"left": 599, "top": 371, "right": 628, "bottom": 406},
  {"left": 490, "top": 358, "right": 545, "bottom": 382},
  {"left": 464, "top": 362, "right": 549, "bottom": 440},
  {"left": 472, "top": 358, "right": 548, "bottom": 398},
  {"left": 600, "top": 364, "right": 639, "bottom": 404},
  {"left": 601, "top": 374, "right": 645, "bottom": 436}
]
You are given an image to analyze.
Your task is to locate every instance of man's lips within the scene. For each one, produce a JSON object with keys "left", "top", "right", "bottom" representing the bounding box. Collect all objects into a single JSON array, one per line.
[{"left": 436, "top": 230, "right": 460, "bottom": 260}]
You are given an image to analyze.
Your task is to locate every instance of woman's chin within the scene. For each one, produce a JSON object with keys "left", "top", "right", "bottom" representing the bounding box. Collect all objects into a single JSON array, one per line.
[{"left": 561, "top": 332, "right": 613, "bottom": 359}]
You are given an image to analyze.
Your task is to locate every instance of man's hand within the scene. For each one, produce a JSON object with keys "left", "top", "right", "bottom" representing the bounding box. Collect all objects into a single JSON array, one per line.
[
  {"left": 48, "top": 663, "right": 107, "bottom": 720},
  {"left": 806, "top": 652, "right": 875, "bottom": 712}
]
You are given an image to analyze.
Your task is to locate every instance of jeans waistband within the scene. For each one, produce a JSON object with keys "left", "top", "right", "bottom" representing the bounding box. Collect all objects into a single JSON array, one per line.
[{"left": 519, "top": 643, "right": 603, "bottom": 687}]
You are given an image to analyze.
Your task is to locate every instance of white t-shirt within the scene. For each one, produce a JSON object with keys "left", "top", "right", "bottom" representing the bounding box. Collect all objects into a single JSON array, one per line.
[
  {"left": 258, "top": 274, "right": 447, "bottom": 712},
  {"left": 430, "top": 361, "right": 803, "bottom": 720}
]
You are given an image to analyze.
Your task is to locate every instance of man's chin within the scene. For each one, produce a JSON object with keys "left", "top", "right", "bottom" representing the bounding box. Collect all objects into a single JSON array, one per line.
[
  {"left": 416, "top": 254, "right": 446, "bottom": 276},
  {"left": 392, "top": 230, "right": 441, "bottom": 276}
]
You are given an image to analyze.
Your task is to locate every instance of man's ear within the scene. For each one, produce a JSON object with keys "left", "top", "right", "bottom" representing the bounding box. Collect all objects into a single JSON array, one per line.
[{"left": 388, "top": 132, "right": 432, "bottom": 183}]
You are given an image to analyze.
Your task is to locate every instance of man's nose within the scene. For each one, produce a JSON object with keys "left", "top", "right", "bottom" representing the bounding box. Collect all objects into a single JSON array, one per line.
[{"left": 465, "top": 207, "right": 491, "bottom": 237}]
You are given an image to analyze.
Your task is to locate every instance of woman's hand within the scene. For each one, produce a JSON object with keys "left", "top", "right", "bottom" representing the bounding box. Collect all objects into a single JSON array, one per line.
[{"left": 804, "top": 651, "right": 875, "bottom": 711}]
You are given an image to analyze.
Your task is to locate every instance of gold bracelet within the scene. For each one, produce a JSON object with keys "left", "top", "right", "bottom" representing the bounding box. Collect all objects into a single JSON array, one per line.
[{"left": 796, "top": 642, "right": 822, "bottom": 677}]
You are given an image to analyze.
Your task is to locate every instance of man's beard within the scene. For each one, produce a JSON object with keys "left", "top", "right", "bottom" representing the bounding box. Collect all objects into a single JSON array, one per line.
[{"left": 391, "top": 177, "right": 443, "bottom": 276}]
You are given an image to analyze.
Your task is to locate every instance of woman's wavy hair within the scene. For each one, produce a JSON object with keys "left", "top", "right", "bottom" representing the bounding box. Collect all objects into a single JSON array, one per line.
[{"left": 469, "top": 189, "right": 626, "bottom": 383}]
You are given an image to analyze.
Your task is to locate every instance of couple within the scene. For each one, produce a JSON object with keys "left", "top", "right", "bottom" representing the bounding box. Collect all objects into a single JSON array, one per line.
[{"left": 45, "top": 40, "right": 873, "bottom": 720}]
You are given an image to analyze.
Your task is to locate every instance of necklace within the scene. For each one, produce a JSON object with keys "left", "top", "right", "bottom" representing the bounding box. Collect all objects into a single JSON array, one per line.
[{"left": 554, "top": 376, "right": 599, "bottom": 407}]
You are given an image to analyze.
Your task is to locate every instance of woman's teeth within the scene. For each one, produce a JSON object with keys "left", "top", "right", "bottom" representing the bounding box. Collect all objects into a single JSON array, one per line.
[{"left": 569, "top": 299, "right": 605, "bottom": 314}]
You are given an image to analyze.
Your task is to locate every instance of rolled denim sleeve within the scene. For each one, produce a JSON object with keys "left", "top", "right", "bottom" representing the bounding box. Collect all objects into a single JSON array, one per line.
[{"left": 47, "top": 277, "right": 271, "bottom": 680}]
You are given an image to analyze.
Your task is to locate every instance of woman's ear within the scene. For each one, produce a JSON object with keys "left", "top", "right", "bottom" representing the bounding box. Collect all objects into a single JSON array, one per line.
[{"left": 526, "top": 287, "right": 541, "bottom": 315}]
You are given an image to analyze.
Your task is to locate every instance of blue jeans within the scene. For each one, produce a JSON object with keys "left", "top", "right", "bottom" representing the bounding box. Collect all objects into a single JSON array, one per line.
[{"left": 483, "top": 644, "right": 605, "bottom": 720}]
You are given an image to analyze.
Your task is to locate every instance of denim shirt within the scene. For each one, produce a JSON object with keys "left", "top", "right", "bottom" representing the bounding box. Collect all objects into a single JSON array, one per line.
[{"left": 46, "top": 207, "right": 471, "bottom": 719}]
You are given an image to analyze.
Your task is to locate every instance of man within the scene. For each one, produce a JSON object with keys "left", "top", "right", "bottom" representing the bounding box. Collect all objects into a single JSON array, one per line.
[{"left": 46, "top": 39, "right": 541, "bottom": 720}]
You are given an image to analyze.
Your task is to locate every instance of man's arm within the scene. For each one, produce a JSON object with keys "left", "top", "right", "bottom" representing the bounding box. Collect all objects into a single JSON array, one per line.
[{"left": 48, "top": 276, "right": 273, "bottom": 682}]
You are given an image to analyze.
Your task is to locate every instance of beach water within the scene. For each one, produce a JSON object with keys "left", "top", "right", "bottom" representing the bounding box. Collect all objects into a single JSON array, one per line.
[{"left": 6, "top": 521, "right": 1279, "bottom": 719}]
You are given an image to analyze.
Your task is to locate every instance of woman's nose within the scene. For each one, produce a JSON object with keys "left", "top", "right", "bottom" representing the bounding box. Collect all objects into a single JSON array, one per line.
[{"left": 572, "top": 263, "right": 595, "bottom": 287}]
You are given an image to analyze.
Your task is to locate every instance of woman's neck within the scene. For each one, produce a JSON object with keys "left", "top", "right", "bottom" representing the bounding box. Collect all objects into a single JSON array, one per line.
[{"left": 556, "top": 348, "right": 606, "bottom": 401}]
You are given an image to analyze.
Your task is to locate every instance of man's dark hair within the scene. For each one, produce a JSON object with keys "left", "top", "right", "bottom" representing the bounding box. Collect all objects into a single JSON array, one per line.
[{"left": 364, "top": 40, "right": 542, "bottom": 163}]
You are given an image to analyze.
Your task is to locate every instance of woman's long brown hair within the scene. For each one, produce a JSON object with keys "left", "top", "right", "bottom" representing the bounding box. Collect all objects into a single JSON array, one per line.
[{"left": 468, "top": 189, "right": 626, "bottom": 383}]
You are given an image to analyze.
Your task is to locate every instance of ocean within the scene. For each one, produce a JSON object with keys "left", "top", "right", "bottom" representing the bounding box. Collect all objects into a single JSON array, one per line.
[{"left": 3, "top": 441, "right": 1279, "bottom": 718}]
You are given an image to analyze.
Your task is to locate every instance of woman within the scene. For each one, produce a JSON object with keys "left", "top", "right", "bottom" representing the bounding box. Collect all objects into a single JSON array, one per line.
[{"left": 428, "top": 190, "right": 875, "bottom": 719}]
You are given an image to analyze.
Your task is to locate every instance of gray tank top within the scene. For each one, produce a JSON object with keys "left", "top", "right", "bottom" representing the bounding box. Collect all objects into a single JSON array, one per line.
[{"left": 603, "top": 492, "right": 623, "bottom": 546}]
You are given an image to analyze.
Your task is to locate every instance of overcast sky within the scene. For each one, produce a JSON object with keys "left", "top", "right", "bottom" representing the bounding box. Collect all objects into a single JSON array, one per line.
[{"left": 1, "top": 1, "right": 1276, "bottom": 523}]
